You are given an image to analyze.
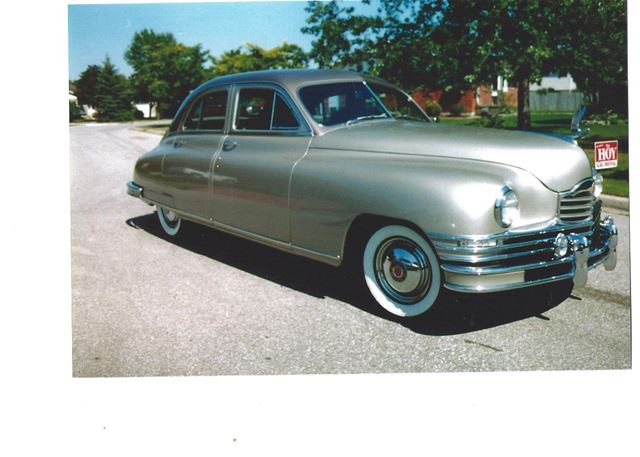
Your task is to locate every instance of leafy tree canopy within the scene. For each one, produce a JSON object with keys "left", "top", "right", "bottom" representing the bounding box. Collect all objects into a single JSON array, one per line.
[
  {"left": 210, "top": 42, "right": 308, "bottom": 76},
  {"left": 125, "top": 29, "right": 209, "bottom": 117},
  {"left": 302, "top": 0, "right": 628, "bottom": 127}
]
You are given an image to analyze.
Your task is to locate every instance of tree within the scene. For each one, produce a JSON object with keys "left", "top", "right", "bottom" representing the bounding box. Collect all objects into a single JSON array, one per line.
[
  {"left": 302, "top": 0, "right": 627, "bottom": 128},
  {"left": 553, "top": 0, "right": 627, "bottom": 115},
  {"left": 74, "top": 64, "right": 101, "bottom": 107},
  {"left": 125, "top": 29, "right": 209, "bottom": 118},
  {"left": 210, "top": 42, "right": 308, "bottom": 76},
  {"left": 94, "top": 56, "right": 134, "bottom": 122}
]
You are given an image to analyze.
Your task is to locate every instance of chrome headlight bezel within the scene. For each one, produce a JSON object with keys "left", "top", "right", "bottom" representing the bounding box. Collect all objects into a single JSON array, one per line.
[
  {"left": 494, "top": 187, "right": 520, "bottom": 228},
  {"left": 592, "top": 170, "right": 604, "bottom": 199}
]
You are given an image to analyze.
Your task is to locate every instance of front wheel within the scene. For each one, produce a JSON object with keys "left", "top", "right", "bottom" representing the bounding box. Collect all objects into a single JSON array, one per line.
[
  {"left": 363, "top": 225, "right": 441, "bottom": 317},
  {"left": 157, "top": 206, "right": 182, "bottom": 236}
]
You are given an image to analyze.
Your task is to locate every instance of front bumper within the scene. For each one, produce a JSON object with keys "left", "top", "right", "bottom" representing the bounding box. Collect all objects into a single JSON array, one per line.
[{"left": 429, "top": 213, "right": 618, "bottom": 293}]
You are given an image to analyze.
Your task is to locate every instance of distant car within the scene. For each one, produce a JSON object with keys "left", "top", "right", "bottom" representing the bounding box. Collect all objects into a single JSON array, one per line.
[{"left": 127, "top": 69, "right": 618, "bottom": 317}]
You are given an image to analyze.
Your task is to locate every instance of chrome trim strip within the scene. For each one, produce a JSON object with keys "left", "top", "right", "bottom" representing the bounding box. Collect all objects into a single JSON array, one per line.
[
  {"left": 428, "top": 220, "right": 592, "bottom": 243},
  {"left": 433, "top": 231, "right": 593, "bottom": 255},
  {"left": 441, "top": 256, "right": 574, "bottom": 275},
  {"left": 438, "top": 246, "right": 554, "bottom": 263},
  {"left": 559, "top": 177, "right": 594, "bottom": 194}
]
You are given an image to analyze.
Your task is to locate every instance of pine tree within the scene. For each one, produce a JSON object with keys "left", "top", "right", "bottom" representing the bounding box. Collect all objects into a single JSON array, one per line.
[{"left": 94, "top": 56, "right": 133, "bottom": 122}]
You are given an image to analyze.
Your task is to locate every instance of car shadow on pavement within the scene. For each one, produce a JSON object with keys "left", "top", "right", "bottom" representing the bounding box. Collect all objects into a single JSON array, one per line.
[{"left": 126, "top": 213, "right": 574, "bottom": 336}]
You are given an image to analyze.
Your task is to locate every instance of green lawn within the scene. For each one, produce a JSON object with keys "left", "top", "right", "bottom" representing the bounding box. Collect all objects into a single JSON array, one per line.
[{"left": 440, "top": 112, "right": 629, "bottom": 197}]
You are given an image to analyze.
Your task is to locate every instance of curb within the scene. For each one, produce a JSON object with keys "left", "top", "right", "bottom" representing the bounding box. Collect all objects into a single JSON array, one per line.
[{"left": 601, "top": 194, "right": 629, "bottom": 212}]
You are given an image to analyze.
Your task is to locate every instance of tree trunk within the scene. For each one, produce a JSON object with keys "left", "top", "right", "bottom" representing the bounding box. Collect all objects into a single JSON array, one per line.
[{"left": 517, "top": 77, "right": 531, "bottom": 130}]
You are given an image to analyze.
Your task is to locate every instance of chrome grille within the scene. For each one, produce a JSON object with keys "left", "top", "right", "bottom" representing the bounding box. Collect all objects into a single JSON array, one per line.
[{"left": 558, "top": 178, "right": 595, "bottom": 223}]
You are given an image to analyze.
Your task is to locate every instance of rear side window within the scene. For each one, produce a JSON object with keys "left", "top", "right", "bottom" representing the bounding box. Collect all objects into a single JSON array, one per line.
[
  {"left": 235, "top": 88, "right": 300, "bottom": 131},
  {"left": 182, "top": 89, "right": 228, "bottom": 131},
  {"left": 200, "top": 91, "right": 228, "bottom": 130}
]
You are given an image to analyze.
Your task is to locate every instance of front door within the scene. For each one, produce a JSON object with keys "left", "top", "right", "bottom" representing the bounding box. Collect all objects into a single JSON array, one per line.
[{"left": 211, "top": 85, "right": 312, "bottom": 243}]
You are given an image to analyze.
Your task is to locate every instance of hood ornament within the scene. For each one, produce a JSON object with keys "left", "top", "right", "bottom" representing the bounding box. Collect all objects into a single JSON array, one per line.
[{"left": 571, "top": 105, "right": 590, "bottom": 140}]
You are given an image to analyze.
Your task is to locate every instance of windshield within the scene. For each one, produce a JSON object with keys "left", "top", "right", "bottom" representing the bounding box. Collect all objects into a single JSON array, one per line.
[
  {"left": 367, "top": 82, "right": 430, "bottom": 122},
  {"left": 299, "top": 82, "right": 388, "bottom": 126},
  {"left": 299, "top": 81, "right": 429, "bottom": 127}
]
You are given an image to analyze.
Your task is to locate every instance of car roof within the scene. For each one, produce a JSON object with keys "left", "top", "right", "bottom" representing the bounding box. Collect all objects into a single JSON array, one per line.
[{"left": 198, "top": 68, "right": 391, "bottom": 93}]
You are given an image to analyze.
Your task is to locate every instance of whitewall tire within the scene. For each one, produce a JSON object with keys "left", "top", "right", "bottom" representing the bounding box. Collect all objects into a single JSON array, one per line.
[
  {"left": 157, "top": 206, "right": 182, "bottom": 236},
  {"left": 363, "top": 225, "right": 441, "bottom": 317}
]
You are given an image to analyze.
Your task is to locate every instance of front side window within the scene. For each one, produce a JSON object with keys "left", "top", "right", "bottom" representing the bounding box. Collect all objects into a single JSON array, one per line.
[
  {"left": 299, "top": 82, "right": 388, "bottom": 126},
  {"left": 235, "top": 88, "right": 300, "bottom": 131},
  {"left": 182, "top": 89, "right": 228, "bottom": 131}
]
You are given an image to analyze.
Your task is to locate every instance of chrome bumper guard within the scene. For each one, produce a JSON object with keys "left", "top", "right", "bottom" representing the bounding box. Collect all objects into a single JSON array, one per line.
[
  {"left": 127, "top": 181, "right": 143, "bottom": 198},
  {"left": 430, "top": 215, "right": 618, "bottom": 293}
]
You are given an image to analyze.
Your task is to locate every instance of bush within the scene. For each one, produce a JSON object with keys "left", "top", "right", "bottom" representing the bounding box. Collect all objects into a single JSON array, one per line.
[
  {"left": 482, "top": 114, "right": 505, "bottom": 128},
  {"left": 69, "top": 101, "right": 83, "bottom": 122},
  {"left": 449, "top": 103, "right": 466, "bottom": 116},
  {"left": 133, "top": 109, "right": 145, "bottom": 120},
  {"left": 424, "top": 101, "right": 442, "bottom": 119},
  {"left": 96, "top": 108, "right": 134, "bottom": 122}
]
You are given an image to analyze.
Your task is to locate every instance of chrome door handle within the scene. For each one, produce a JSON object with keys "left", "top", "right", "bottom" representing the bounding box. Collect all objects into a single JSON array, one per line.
[
  {"left": 223, "top": 140, "right": 238, "bottom": 151},
  {"left": 174, "top": 139, "right": 186, "bottom": 148}
]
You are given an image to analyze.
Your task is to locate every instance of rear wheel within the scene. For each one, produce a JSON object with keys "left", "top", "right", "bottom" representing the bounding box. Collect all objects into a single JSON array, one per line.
[
  {"left": 363, "top": 225, "right": 441, "bottom": 317},
  {"left": 157, "top": 206, "right": 181, "bottom": 236}
]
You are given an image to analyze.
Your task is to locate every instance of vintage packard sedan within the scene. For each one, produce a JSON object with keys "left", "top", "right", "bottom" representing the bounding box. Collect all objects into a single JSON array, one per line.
[{"left": 127, "top": 69, "right": 618, "bottom": 317}]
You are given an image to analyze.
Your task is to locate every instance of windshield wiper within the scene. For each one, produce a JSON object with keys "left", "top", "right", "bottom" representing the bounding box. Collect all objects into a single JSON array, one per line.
[{"left": 345, "top": 113, "right": 389, "bottom": 126}]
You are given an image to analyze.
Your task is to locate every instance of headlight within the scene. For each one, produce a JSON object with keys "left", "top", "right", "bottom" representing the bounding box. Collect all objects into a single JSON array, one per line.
[
  {"left": 494, "top": 187, "right": 519, "bottom": 228},
  {"left": 592, "top": 171, "right": 604, "bottom": 198}
]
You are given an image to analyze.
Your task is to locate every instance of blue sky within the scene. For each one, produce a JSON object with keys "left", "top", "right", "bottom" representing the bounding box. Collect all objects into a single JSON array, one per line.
[{"left": 68, "top": 1, "right": 374, "bottom": 80}]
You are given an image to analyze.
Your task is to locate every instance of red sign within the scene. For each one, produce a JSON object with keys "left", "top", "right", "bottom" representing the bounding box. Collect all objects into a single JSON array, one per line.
[{"left": 594, "top": 140, "right": 618, "bottom": 170}]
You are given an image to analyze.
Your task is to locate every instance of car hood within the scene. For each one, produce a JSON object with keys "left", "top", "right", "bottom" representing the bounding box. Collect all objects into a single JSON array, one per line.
[{"left": 310, "top": 120, "right": 592, "bottom": 192}]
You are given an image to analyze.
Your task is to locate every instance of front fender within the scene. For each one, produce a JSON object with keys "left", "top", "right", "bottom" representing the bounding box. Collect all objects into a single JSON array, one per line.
[{"left": 289, "top": 149, "right": 558, "bottom": 261}]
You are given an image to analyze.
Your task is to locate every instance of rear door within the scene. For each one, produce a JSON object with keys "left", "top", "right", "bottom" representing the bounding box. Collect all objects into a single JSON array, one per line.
[{"left": 161, "top": 88, "right": 229, "bottom": 219}]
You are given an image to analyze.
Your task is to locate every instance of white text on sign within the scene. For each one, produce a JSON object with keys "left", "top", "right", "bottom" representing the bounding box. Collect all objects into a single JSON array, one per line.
[{"left": 594, "top": 140, "right": 618, "bottom": 170}]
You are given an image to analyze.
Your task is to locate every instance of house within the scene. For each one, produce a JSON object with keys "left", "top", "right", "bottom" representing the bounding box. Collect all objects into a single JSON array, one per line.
[{"left": 134, "top": 102, "right": 157, "bottom": 119}]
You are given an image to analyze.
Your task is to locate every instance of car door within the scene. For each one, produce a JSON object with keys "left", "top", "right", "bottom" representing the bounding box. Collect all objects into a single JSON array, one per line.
[
  {"left": 161, "top": 87, "right": 229, "bottom": 219},
  {"left": 211, "top": 84, "right": 312, "bottom": 242}
]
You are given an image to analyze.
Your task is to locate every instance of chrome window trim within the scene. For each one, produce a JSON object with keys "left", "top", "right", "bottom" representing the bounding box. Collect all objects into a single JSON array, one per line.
[{"left": 364, "top": 79, "right": 432, "bottom": 123}]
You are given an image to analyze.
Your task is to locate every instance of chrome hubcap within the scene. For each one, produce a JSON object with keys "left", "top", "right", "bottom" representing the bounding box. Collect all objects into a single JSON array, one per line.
[{"left": 374, "top": 237, "right": 431, "bottom": 304}]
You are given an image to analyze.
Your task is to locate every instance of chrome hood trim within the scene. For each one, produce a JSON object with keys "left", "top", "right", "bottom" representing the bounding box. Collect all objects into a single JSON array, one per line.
[{"left": 311, "top": 121, "right": 592, "bottom": 192}]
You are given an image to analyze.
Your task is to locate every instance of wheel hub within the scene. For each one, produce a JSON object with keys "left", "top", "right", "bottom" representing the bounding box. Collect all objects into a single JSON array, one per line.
[{"left": 375, "top": 237, "right": 431, "bottom": 304}]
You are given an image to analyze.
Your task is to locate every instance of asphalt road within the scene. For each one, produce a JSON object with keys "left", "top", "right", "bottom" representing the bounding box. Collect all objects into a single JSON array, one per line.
[{"left": 70, "top": 122, "right": 631, "bottom": 377}]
